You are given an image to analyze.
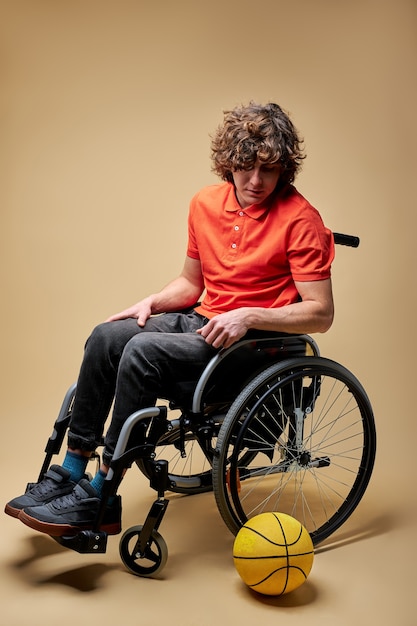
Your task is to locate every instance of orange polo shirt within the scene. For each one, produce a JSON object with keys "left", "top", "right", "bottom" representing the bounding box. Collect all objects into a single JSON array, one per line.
[{"left": 187, "top": 182, "right": 334, "bottom": 319}]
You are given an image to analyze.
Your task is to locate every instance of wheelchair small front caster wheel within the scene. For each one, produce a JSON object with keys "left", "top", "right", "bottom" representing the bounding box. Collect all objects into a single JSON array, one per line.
[{"left": 119, "top": 525, "right": 168, "bottom": 577}]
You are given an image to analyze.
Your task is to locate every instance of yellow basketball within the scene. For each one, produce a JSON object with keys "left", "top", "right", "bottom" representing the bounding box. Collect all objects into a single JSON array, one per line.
[{"left": 233, "top": 512, "right": 314, "bottom": 596}]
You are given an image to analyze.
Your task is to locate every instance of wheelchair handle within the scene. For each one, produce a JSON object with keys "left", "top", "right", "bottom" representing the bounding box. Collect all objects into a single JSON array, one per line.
[{"left": 333, "top": 232, "right": 360, "bottom": 248}]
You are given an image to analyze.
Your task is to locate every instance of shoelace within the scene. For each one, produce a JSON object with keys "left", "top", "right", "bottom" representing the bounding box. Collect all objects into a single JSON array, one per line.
[
  {"left": 49, "top": 487, "right": 90, "bottom": 512},
  {"left": 29, "top": 478, "right": 59, "bottom": 497}
]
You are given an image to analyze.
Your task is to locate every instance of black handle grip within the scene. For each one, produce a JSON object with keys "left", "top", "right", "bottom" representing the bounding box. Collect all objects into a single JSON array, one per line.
[{"left": 333, "top": 232, "right": 360, "bottom": 248}]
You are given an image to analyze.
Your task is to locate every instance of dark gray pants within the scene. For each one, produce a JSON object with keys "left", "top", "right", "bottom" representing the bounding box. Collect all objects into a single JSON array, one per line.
[{"left": 67, "top": 311, "right": 216, "bottom": 465}]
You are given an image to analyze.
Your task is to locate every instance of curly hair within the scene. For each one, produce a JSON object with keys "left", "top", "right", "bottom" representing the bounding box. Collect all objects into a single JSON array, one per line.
[{"left": 211, "top": 102, "right": 305, "bottom": 185}]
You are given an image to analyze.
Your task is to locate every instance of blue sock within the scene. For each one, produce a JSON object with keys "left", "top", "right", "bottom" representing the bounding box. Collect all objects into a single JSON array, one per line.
[
  {"left": 62, "top": 451, "right": 89, "bottom": 483},
  {"left": 90, "top": 470, "right": 107, "bottom": 497}
]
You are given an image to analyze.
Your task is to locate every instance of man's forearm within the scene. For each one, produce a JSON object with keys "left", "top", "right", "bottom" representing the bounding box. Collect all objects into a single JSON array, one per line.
[
  {"left": 149, "top": 276, "right": 203, "bottom": 315},
  {"left": 244, "top": 300, "right": 334, "bottom": 335}
]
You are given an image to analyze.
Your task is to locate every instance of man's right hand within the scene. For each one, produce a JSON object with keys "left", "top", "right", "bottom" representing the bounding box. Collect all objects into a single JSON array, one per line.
[{"left": 105, "top": 297, "right": 154, "bottom": 327}]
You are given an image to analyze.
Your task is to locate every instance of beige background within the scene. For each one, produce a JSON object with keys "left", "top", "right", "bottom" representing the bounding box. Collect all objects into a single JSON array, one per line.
[{"left": 1, "top": 1, "right": 416, "bottom": 624}]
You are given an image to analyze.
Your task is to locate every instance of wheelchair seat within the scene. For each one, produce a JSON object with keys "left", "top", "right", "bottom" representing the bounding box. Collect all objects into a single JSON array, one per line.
[{"left": 165, "top": 332, "right": 320, "bottom": 413}]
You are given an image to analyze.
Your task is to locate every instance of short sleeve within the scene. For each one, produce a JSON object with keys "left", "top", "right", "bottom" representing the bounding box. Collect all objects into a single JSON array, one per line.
[{"left": 287, "top": 209, "right": 335, "bottom": 281}]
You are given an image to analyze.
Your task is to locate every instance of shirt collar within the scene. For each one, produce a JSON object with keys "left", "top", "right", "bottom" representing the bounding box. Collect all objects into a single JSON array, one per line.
[{"left": 225, "top": 183, "right": 285, "bottom": 219}]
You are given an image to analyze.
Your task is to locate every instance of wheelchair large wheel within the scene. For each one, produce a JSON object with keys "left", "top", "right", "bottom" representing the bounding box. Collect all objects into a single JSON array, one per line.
[{"left": 212, "top": 356, "right": 376, "bottom": 546}]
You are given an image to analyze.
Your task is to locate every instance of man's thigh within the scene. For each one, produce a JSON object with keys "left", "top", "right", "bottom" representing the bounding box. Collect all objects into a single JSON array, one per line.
[
  {"left": 94, "top": 311, "right": 206, "bottom": 353},
  {"left": 123, "top": 327, "right": 217, "bottom": 385},
  {"left": 142, "top": 310, "right": 207, "bottom": 334}
]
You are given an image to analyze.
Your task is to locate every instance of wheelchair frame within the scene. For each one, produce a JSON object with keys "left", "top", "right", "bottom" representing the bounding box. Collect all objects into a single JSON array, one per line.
[{"left": 25, "top": 233, "right": 376, "bottom": 577}]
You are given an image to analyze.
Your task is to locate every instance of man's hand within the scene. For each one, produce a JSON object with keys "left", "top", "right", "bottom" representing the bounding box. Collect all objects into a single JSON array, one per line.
[
  {"left": 105, "top": 297, "right": 153, "bottom": 327},
  {"left": 196, "top": 309, "right": 250, "bottom": 349}
]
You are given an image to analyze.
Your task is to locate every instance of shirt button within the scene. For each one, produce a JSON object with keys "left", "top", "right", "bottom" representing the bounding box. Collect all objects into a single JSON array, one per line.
[
  {"left": 231, "top": 243, "right": 237, "bottom": 249},
  {"left": 239, "top": 211, "right": 244, "bottom": 216},
  {"left": 234, "top": 225, "right": 239, "bottom": 231}
]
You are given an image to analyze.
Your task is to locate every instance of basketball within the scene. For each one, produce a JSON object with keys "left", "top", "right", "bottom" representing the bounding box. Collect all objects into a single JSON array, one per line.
[{"left": 233, "top": 512, "right": 314, "bottom": 596}]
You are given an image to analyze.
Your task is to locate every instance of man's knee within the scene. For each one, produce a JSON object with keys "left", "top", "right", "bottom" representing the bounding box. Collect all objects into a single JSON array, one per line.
[
  {"left": 120, "top": 332, "right": 162, "bottom": 367},
  {"left": 86, "top": 321, "right": 111, "bottom": 345},
  {"left": 85, "top": 319, "right": 140, "bottom": 357}
]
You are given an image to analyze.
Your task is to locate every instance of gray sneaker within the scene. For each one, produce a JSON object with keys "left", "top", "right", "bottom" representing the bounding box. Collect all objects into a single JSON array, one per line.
[
  {"left": 18, "top": 479, "right": 122, "bottom": 536},
  {"left": 4, "top": 465, "right": 76, "bottom": 518}
]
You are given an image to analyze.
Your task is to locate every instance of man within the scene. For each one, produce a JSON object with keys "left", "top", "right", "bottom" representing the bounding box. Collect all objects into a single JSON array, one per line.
[{"left": 5, "top": 101, "right": 334, "bottom": 536}]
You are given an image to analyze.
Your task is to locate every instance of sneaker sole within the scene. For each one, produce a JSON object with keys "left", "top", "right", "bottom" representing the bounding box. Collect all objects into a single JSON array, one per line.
[
  {"left": 18, "top": 510, "right": 121, "bottom": 537},
  {"left": 4, "top": 503, "right": 21, "bottom": 519}
]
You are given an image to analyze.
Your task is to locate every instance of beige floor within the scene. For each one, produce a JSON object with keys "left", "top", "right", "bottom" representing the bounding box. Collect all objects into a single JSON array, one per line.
[{"left": 1, "top": 401, "right": 415, "bottom": 626}]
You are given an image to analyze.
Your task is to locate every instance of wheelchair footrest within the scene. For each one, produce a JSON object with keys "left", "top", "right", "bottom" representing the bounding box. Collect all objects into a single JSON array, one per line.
[{"left": 53, "top": 529, "right": 108, "bottom": 554}]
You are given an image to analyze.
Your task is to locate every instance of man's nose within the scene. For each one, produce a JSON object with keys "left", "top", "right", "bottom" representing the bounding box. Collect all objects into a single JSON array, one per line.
[{"left": 250, "top": 168, "right": 262, "bottom": 186}]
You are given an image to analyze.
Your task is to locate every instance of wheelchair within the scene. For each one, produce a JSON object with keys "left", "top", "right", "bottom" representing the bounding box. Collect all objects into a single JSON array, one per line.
[{"left": 29, "top": 233, "right": 376, "bottom": 577}]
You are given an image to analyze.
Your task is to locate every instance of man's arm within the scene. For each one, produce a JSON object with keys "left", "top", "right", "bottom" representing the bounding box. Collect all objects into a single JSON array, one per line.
[
  {"left": 197, "top": 278, "right": 334, "bottom": 349},
  {"left": 106, "top": 256, "right": 205, "bottom": 326}
]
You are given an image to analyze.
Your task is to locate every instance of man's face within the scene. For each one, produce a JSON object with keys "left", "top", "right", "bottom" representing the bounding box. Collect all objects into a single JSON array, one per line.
[{"left": 232, "top": 161, "right": 281, "bottom": 209}]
